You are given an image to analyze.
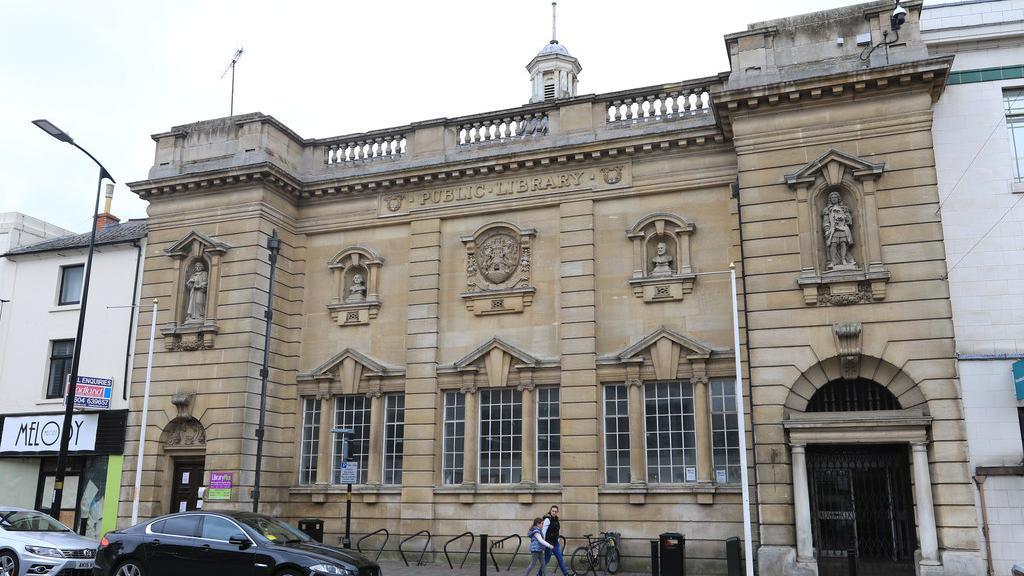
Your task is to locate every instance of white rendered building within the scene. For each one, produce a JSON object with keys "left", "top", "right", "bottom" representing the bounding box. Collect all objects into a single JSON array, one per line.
[
  {"left": 924, "top": 1, "right": 1024, "bottom": 573},
  {"left": 0, "top": 195, "right": 146, "bottom": 539}
]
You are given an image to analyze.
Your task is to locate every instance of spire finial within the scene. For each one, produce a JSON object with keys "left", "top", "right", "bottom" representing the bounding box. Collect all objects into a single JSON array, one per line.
[{"left": 551, "top": 1, "right": 558, "bottom": 44}]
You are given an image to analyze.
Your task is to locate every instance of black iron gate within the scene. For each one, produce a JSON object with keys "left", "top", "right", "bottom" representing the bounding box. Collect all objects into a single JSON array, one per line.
[{"left": 807, "top": 444, "right": 916, "bottom": 576}]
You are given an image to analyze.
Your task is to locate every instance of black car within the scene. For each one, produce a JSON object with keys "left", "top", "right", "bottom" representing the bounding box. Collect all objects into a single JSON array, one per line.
[{"left": 94, "top": 511, "right": 379, "bottom": 576}]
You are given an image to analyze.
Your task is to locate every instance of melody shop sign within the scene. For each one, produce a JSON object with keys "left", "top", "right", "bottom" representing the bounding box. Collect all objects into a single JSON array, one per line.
[{"left": 0, "top": 413, "right": 98, "bottom": 452}]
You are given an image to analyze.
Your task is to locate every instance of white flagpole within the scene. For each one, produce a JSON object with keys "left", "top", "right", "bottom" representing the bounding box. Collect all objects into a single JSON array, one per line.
[
  {"left": 131, "top": 299, "right": 158, "bottom": 525},
  {"left": 731, "top": 264, "right": 755, "bottom": 576}
]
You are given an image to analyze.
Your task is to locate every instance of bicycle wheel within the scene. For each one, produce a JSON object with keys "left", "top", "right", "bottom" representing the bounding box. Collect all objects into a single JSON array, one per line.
[
  {"left": 571, "top": 546, "right": 595, "bottom": 575},
  {"left": 605, "top": 546, "right": 621, "bottom": 574}
]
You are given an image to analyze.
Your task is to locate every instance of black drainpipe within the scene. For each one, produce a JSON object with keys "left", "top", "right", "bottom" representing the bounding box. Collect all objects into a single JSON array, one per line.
[
  {"left": 732, "top": 179, "right": 764, "bottom": 557},
  {"left": 123, "top": 239, "right": 143, "bottom": 400}
]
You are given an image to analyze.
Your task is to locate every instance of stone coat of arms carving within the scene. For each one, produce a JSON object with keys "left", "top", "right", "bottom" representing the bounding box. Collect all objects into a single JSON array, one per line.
[{"left": 461, "top": 222, "right": 537, "bottom": 315}]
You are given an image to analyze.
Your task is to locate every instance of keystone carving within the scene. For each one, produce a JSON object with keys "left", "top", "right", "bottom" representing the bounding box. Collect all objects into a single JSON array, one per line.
[{"left": 833, "top": 322, "right": 863, "bottom": 381}]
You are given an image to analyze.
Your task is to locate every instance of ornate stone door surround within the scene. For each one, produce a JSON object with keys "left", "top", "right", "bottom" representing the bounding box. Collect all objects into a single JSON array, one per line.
[{"left": 784, "top": 409, "right": 940, "bottom": 574}]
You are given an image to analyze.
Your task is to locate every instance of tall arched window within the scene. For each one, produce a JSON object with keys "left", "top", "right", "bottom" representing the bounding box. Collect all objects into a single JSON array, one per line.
[{"left": 806, "top": 379, "right": 901, "bottom": 412}]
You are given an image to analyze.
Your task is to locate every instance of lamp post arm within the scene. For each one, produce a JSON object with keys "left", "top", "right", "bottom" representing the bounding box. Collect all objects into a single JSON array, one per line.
[{"left": 71, "top": 142, "right": 115, "bottom": 183}]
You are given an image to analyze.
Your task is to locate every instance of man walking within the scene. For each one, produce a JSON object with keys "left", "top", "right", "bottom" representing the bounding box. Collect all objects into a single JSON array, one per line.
[{"left": 542, "top": 505, "right": 570, "bottom": 576}]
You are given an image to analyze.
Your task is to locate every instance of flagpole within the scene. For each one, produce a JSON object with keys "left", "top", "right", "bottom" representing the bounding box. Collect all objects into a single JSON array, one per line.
[
  {"left": 731, "top": 264, "right": 755, "bottom": 576},
  {"left": 131, "top": 299, "right": 158, "bottom": 525}
]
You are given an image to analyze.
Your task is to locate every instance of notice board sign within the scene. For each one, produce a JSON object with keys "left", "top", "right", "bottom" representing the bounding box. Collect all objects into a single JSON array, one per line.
[{"left": 207, "top": 471, "right": 233, "bottom": 500}]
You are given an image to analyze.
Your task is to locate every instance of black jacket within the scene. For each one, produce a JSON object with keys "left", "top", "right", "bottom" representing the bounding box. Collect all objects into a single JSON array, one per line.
[{"left": 542, "top": 514, "right": 560, "bottom": 546}]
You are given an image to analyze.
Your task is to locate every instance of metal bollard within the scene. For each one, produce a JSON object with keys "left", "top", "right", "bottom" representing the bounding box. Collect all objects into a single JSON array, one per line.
[
  {"left": 651, "top": 539, "right": 660, "bottom": 576},
  {"left": 480, "top": 533, "right": 488, "bottom": 576},
  {"left": 848, "top": 547, "right": 857, "bottom": 576}
]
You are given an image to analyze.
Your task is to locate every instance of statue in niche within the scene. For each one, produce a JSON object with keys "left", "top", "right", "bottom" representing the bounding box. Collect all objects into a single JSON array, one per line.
[
  {"left": 476, "top": 233, "right": 519, "bottom": 285},
  {"left": 651, "top": 241, "right": 674, "bottom": 276},
  {"left": 184, "top": 261, "right": 209, "bottom": 323},
  {"left": 347, "top": 273, "right": 367, "bottom": 303},
  {"left": 822, "top": 191, "right": 857, "bottom": 270}
]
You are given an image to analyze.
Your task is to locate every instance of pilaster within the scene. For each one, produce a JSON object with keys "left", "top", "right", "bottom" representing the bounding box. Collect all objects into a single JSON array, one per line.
[
  {"left": 401, "top": 218, "right": 441, "bottom": 527},
  {"left": 558, "top": 200, "right": 598, "bottom": 533}
]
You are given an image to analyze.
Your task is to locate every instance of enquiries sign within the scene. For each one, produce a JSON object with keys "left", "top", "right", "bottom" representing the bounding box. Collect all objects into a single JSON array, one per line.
[
  {"left": 0, "top": 413, "right": 98, "bottom": 453},
  {"left": 69, "top": 376, "right": 114, "bottom": 410},
  {"left": 1013, "top": 359, "right": 1024, "bottom": 401}
]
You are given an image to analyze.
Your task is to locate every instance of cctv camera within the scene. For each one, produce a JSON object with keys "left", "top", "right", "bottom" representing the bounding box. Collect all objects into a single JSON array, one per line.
[{"left": 891, "top": 2, "right": 907, "bottom": 31}]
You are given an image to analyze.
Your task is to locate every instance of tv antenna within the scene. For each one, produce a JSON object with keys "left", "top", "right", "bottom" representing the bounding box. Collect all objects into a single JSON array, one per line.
[{"left": 220, "top": 47, "right": 245, "bottom": 117}]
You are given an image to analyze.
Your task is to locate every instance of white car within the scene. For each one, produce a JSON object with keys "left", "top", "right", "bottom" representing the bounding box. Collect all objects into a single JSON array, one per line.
[{"left": 0, "top": 507, "right": 97, "bottom": 576}]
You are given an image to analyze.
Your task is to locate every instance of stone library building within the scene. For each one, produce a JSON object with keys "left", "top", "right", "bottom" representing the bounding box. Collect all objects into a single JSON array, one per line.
[{"left": 120, "top": 1, "right": 984, "bottom": 574}]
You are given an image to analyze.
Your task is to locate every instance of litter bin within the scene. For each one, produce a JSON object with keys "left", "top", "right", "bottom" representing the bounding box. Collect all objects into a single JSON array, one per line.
[
  {"left": 725, "top": 537, "right": 741, "bottom": 576},
  {"left": 659, "top": 532, "right": 685, "bottom": 576},
  {"left": 297, "top": 518, "right": 324, "bottom": 543}
]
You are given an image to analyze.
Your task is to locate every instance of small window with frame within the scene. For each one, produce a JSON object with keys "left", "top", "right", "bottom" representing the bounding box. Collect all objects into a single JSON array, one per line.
[
  {"left": 58, "top": 264, "right": 84, "bottom": 306},
  {"left": 46, "top": 339, "right": 75, "bottom": 399}
]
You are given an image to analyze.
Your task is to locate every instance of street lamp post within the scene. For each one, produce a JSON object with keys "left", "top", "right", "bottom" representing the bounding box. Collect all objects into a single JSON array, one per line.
[
  {"left": 252, "top": 229, "right": 281, "bottom": 513},
  {"left": 32, "top": 119, "right": 114, "bottom": 521}
]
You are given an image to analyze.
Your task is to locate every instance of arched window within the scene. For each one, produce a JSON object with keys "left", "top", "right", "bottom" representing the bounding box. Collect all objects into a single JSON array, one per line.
[{"left": 806, "top": 379, "right": 901, "bottom": 412}]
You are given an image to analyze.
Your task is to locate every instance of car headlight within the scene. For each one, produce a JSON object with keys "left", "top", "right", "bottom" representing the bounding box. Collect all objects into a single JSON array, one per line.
[
  {"left": 25, "top": 546, "right": 63, "bottom": 558},
  {"left": 309, "top": 564, "right": 357, "bottom": 576}
]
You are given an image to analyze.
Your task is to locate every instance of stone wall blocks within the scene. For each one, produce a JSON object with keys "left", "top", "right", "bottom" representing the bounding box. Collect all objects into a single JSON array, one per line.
[
  {"left": 559, "top": 200, "right": 595, "bottom": 218},
  {"left": 559, "top": 214, "right": 595, "bottom": 233},
  {"left": 561, "top": 355, "right": 597, "bottom": 371},
  {"left": 559, "top": 229, "right": 595, "bottom": 248},
  {"left": 560, "top": 260, "right": 595, "bottom": 278}
]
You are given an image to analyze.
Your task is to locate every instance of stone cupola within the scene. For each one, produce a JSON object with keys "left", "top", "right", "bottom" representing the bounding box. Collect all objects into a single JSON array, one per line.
[{"left": 527, "top": 2, "right": 581, "bottom": 103}]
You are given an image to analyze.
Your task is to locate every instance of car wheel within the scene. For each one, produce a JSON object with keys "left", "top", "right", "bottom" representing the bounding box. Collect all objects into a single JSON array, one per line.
[
  {"left": 275, "top": 570, "right": 303, "bottom": 576},
  {"left": 115, "top": 560, "right": 145, "bottom": 576},
  {"left": 0, "top": 551, "right": 17, "bottom": 576}
]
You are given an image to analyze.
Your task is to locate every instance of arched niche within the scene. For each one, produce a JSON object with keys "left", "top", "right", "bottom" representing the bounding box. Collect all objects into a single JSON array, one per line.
[
  {"left": 327, "top": 246, "right": 383, "bottom": 326},
  {"left": 161, "top": 231, "right": 231, "bottom": 350},
  {"left": 625, "top": 212, "right": 697, "bottom": 302},
  {"left": 785, "top": 149, "right": 891, "bottom": 306}
]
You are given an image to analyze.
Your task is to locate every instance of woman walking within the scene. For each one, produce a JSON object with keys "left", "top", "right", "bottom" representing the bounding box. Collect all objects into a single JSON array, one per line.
[
  {"left": 525, "top": 517, "right": 554, "bottom": 575},
  {"left": 542, "top": 505, "right": 570, "bottom": 576}
]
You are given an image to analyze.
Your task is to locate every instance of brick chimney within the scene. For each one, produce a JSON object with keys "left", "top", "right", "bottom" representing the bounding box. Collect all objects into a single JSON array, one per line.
[{"left": 95, "top": 183, "right": 121, "bottom": 231}]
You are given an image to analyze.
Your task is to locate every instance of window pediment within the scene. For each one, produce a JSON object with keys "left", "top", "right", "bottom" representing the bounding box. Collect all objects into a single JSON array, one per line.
[
  {"left": 297, "top": 348, "right": 404, "bottom": 396},
  {"left": 439, "top": 337, "right": 557, "bottom": 390},
  {"left": 784, "top": 148, "right": 885, "bottom": 188},
  {"left": 600, "top": 327, "right": 717, "bottom": 381}
]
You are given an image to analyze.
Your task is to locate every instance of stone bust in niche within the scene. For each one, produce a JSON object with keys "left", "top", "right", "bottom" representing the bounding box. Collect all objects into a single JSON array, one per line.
[
  {"left": 184, "top": 261, "right": 208, "bottom": 323},
  {"left": 651, "top": 241, "right": 674, "bottom": 276},
  {"left": 347, "top": 273, "right": 367, "bottom": 303},
  {"left": 822, "top": 191, "right": 857, "bottom": 270}
]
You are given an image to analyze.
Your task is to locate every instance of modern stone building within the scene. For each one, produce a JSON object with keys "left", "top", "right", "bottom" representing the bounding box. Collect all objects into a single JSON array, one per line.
[
  {"left": 120, "top": 1, "right": 985, "bottom": 574},
  {"left": 923, "top": 1, "right": 1024, "bottom": 574}
]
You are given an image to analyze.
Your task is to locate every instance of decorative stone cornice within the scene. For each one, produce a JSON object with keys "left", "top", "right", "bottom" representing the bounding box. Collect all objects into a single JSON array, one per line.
[{"left": 714, "top": 57, "right": 954, "bottom": 139}]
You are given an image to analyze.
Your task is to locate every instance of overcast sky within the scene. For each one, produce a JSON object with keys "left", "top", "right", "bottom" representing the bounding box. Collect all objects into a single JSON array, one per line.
[{"left": 2, "top": 0, "right": 871, "bottom": 233}]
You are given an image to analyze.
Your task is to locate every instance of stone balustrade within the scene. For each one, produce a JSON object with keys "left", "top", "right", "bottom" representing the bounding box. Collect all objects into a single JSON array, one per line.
[
  {"left": 323, "top": 133, "right": 407, "bottom": 165},
  {"left": 605, "top": 83, "right": 712, "bottom": 124},
  {"left": 456, "top": 112, "right": 550, "bottom": 146},
  {"left": 145, "top": 77, "right": 721, "bottom": 184}
]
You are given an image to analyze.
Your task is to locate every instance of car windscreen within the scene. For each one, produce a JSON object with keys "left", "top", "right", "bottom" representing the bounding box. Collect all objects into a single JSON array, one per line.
[
  {"left": 237, "top": 515, "right": 310, "bottom": 544},
  {"left": 0, "top": 511, "right": 71, "bottom": 532}
]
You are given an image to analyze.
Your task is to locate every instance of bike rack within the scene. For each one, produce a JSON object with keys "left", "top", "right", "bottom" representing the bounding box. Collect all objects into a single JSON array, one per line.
[
  {"left": 399, "top": 530, "right": 432, "bottom": 567},
  {"left": 356, "top": 528, "right": 390, "bottom": 562},
  {"left": 443, "top": 531, "right": 475, "bottom": 570},
  {"left": 488, "top": 533, "right": 522, "bottom": 572}
]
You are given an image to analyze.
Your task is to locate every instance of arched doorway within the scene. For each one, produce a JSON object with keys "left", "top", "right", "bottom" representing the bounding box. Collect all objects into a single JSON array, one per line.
[{"left": 804, "top": 379, "right": 916, "bottom": 576}]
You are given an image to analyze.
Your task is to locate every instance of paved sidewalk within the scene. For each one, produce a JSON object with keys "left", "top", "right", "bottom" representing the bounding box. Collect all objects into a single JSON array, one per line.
[{"left": 377, "top": 559, "right": 650, "bottom": 576}]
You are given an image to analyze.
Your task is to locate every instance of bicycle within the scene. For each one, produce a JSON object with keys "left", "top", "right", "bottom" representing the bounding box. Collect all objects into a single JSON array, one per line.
[{"left": 570, "top": 532, "right": 620, "bottom": 575}]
